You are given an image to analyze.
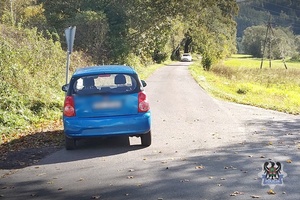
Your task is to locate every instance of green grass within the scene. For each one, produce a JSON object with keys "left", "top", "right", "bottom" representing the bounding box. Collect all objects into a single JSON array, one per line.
[
  {"left": 222, "top": 55, "right": 299, "bottom": 69},
  {"left": 190, "top": 55, "right": 300, "bottom": 114}
]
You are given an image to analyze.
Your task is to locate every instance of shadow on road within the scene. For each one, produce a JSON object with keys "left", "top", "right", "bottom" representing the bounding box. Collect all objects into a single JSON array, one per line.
[
  {"left": 37, "top": 136, "right": 145, "bottom": 166},
  {"left": 0, "top": 132, "right": 144, "bottom": 170}
]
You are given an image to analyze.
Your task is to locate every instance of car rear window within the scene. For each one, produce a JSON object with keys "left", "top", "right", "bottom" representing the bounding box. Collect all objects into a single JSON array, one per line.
[{"left": 73, "top": 73, "right": 138, "bottom": 95}]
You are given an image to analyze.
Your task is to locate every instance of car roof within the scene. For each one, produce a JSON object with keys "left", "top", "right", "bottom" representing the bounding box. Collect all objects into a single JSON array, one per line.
[{"left": 72, "top": 65, "right": 137, "bottom": 77}]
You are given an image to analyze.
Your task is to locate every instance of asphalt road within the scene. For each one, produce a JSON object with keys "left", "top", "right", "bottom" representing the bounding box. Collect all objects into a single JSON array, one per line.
[{"left": 1, "top": 62, "right": 300, "bottom": 200}]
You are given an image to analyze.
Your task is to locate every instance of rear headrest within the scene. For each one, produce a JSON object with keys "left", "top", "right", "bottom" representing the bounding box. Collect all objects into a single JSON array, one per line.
[
  {"left": 83, "top": 77, "right": 95, "bottom": 87},
  {"left": 114, "top": 74, "right": 126, "bottom": 84}
]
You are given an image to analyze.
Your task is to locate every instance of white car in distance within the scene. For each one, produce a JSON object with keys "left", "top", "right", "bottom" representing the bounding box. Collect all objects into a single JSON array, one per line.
[{"left": 181, "top": 53, "right": 192, "bottom": 62}]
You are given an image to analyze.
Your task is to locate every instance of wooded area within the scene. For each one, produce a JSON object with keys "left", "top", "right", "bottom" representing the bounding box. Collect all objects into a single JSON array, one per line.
[{"left": 1, "top": 0, "right": 238, "bottom": 66}]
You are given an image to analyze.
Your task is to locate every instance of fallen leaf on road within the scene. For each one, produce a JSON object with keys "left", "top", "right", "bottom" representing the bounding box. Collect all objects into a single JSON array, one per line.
[
  {"left": 230, "top": 191, "right": 244, "bottom": 196},
  {"left": 91, "top": 196, "right": 101, "bottom": 199},
  {"left": 127, "top": 176, "right": 134, "bottom": 179},
  {"left": 267, "top": 189, "right": 276, "bottom": 195},
  {"left": 180, "top": 179, "right": 190, "bottom": 182},
  {"left": 286, "top": 159, "right": 292, "bottom": 163},
  {"left": 58, "top": 188, "right": 63, "bottom": 191},
  {"left": 250, "top": 195, "right": 260, "bottom": 198},
  {"left": 195, "top": 165, "right": 204, "bottom": 170},
  {"left": 128, "top": 169, "right": 135, "bottom": 172},
  {"left": 77, "top": 178, "right": 84, "bottom": 182}
]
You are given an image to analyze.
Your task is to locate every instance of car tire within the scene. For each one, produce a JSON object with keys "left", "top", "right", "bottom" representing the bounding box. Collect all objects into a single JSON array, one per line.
[
  {"left": 65, "top": 136, "right": 76, "bottom": 150},
  {"left": 141, "top": 131, "right": 151, "bottom": 146}
]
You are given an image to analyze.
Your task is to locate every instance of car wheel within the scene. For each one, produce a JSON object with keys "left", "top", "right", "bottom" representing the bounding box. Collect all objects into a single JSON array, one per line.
[
  {"left": 65, "top": 136, "right": 76, "bottom": 150},
  {"left": 141, "top": 131, "right": 151, "bottom": 146}
]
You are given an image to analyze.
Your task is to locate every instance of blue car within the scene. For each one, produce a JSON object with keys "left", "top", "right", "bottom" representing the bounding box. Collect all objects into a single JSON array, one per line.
[{"left": 62, "top": 65, "right": 151, "bottom": 150}]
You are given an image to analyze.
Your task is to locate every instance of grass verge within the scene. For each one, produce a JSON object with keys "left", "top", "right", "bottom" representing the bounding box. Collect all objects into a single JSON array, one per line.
[{"left": 190, "top": 55, "right": 300, "bottom": 114}]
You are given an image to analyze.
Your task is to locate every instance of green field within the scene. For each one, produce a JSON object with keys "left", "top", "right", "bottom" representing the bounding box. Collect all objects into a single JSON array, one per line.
[{"left": 190, "top": 55, "right": 300, "bottom": 114}]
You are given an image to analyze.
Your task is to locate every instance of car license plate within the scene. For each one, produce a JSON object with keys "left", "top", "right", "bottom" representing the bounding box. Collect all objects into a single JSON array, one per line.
[{"left": 93, "top": 101, "right": 121, "bottom": 109}]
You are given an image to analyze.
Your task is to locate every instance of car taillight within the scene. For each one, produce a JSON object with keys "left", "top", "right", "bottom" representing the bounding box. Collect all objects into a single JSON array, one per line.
[
  {"left": 63, "top": 96, "right": 75, "bottom": 117},
  {"left": 138, "top": 91, "right": 150, "bottom": 112}
]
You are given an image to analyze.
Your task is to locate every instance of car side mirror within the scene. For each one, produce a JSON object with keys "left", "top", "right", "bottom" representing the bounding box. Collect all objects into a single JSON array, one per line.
[
  {"left": 141, "top": 80, "right": 147, "bottom": 87},
  {"left": 62, "top": 84, "right": 69, "bottom": 92}
]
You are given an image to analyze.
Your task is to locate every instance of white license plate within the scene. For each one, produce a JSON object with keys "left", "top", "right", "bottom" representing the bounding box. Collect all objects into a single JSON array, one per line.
[{"left": 93, "top": 101, "right": 122, "bottom": 109}]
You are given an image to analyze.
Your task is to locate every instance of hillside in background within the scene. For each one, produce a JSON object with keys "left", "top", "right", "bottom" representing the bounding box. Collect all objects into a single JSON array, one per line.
[{"left": 236, "top": 0, "right": 300, "bottom": 37}]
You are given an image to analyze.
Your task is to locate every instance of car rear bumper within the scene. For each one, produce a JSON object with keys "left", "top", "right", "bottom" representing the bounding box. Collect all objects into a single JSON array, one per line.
[
  {"left": 63, "top": 112, "right": 151, "bottom": 138},
  {"left": 181, "top": 59, "right": 192, "bottom": 62}
]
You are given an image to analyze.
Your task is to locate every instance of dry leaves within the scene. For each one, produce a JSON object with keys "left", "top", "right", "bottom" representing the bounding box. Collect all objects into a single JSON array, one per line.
[
  {"left": 91, "top": 195, "right": 101, "bottom": 199},
  {"left": 195, "top": 165, "right": 205, "bottom": 170},
  {"left": 267, "top": 189, "right": 276, "bottom": 195},
  {"left": 0, "top": 120, "right": 64, "bottom": 169},
  {"left": 180, "top": 179, "right": 190, "bottom": 182},
  {"left": 230, "top": 191, "right": 244, "bottom": 196}
]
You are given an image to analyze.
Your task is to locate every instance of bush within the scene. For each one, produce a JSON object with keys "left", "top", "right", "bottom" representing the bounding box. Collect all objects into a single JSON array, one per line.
[
  {"left": 152, "top": 50, "right": 168, "bottom": 64},
  {"left": 0, "top": 25, "right": 91, "bottom": 134}
]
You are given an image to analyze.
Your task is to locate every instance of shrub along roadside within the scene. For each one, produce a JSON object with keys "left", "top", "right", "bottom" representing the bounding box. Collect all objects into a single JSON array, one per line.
[
  {"left": 190, "top": 56, "right": 300, "bottom": 114},
  {"left": 0, "top": 25, "right": 93, "bottom": 144}
]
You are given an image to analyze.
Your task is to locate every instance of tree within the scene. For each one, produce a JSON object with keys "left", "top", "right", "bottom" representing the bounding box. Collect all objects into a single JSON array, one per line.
[
  {"left": 67, "top": 11, "right": 108, "bottom": 63},
  {"left": 242, "top": 25, "right": 266, "bottom": 57},
  {"left": 0, "top": 0, "right": 37, "bottom": 26},
  {"left": 37, "top": 0, "right": 238, "bottom": 67}
]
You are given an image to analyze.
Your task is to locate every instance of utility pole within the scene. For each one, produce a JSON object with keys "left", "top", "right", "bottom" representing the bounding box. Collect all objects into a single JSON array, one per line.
[
  {"left": 260, "top": 16, "right": 274, "bottom": 69},
  {"left": 260, "top": 16, "right": 287, "bottom": 69}
]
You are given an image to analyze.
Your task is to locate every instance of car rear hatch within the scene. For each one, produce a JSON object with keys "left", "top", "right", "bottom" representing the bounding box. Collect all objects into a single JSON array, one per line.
[{"left": 71, "top": 73, "right": 140, "bottom": 118}]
